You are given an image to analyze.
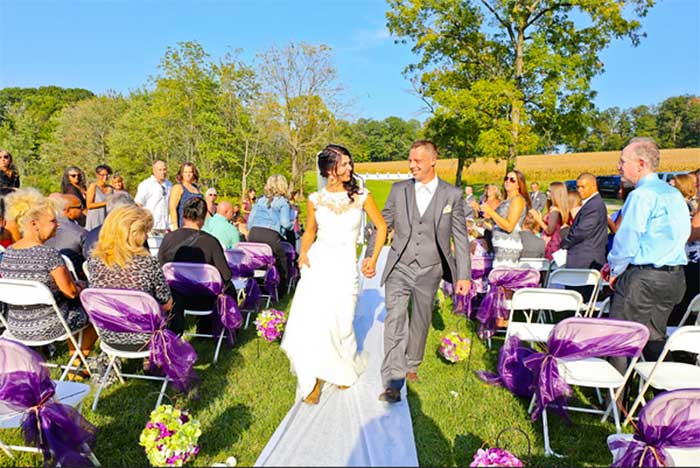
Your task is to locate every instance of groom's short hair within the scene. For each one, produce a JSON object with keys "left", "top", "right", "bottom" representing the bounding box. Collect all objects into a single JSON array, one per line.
[{"left": 411, "top": 140, "right": 439, "bottom": 157}]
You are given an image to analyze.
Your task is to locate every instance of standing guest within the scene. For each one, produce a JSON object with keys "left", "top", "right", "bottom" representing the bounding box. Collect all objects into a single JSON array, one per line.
[
  {"left": 61, "top": 166, "right": 87, "bottom": 226},
  {"left": 85, "top": 164, "right": 114, "bottom": 230},
  {"left": 475, "top": 171, "right": 529, "bottom": 268},
  {"left": 463, "top": 186, "right": 477, "bottom": 218},
  {"left": 82, "top": 192, "right": 135, "bottom": 260},
  {"left": 242, "top": 188, "right": 256, "bottom": 222},
  {"left": 670, "top": 180, "right": 700, "bottom": 325},
  {"left": 0, "top": 150, "right": 20, "bottom": 191},
  {"left": 567, "top": 190, "right": 582, "bottom": 222},
  {"left": 519, "top": 212, "right": 546, "bottom": 259},
  {"left": 158, "top": 197, "right": 234, "bottom": 335},
  {"left": 608, "top": 137, "right": 690, "bottom": 363},
  {"left": 247, "top": 175, "right": 293, "bottom": 287},
  {"left": 111, "top": 175, "right": 125, "bottom": 191},
  {"left": 203, "top": 200, "right": 240, "bottom": 249},
  {"left": 529, "top": 182, "right": 546, "bottom": 213},
  {"left": 529, "top": 182, "right": 569, "bottom": 260},
  {"left": 87, "top": 205, "right": 173, "bottom": 351},
  {"left": 559, "top": 173, "right": 608, "bottom": 272},
  {"left": 204, "top": 188, "right": 218, "bottom": 217},
  {"left": 134, "top": 160, "right": 172, "bottom": 232},
  {"left": 0, "top": 188, "right": 97, "bottom": 362},
  {"left": 44, "top": 194, "right": 87, "bottom": 276},
  {"left": 168, "top": 162, "right": 202, "bottom": 230},
  {"left": 670, "top": 174, "right": 698, "bottom": 214}
]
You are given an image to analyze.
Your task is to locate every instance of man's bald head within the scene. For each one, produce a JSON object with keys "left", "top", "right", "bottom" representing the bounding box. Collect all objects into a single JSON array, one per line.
[
  {"left": 576, "top": 173, "right": 598, "bottom": 200},
  {"left": 52, "top": 193, "right": 83, "bottom": 220},
  {"left": 217, "top": 201, "right": 235, "bottom": 221}
]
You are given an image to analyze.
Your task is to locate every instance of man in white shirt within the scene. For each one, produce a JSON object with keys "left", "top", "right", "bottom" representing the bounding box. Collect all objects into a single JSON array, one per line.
[{"left": 134, "top": 160, "right": 173, "bottom": 231}]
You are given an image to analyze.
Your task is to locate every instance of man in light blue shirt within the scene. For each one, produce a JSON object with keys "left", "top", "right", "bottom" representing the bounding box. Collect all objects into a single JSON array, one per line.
[
  {"left": 203, "top": 201, "right": 240, "bottom": 249},
  {"left": 607, "top": 137, "right": 690, "bottom": 362}
]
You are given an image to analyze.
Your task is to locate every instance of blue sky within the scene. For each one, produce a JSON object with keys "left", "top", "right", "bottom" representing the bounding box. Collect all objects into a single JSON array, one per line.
[{"left": 0, "top": 0, "right": 698, "bottom": 121}]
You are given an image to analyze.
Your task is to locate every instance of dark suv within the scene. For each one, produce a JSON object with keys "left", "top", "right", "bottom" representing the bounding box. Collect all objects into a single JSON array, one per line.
[{"left": 596, "top": 175, "right": 621, "bottom": 199}]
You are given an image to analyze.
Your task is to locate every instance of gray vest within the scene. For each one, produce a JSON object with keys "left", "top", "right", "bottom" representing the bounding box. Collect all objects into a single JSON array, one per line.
[{"left": 399, "top": 194, "right": 441, "bottom": 267}]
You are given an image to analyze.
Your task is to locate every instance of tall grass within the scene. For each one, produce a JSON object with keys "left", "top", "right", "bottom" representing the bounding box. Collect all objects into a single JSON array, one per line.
[{"left": 355, "top": 148, "right": 700, "bottom": 186}]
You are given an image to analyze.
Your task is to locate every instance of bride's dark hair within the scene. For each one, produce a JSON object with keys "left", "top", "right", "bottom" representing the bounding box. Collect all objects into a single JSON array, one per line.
[{"left": 317, "top": 144, "right": 360, "bottom": 201}]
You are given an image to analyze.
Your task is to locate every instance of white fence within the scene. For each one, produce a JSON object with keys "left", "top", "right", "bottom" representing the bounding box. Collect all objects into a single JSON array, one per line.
[{"left": 356, "top": 172, "right": 412, "bottom": 181}]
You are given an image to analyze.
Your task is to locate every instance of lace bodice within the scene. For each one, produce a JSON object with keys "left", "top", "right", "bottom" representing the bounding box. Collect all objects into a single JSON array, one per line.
[{"left": 309, "top": 189, "right": 368, "bottom": 248}]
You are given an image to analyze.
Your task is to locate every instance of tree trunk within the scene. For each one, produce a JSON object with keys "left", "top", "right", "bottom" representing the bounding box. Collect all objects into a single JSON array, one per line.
[
  {"left": 290, "top": 147, "right": 299, "bottom": 194},
  {"left": 508, "top": 25, "right": 526, "bottom": 174},
  {"left": 455, "top": 154, "right": 464, "bottom": 187},
  {"left": 241, "top": 140, "right": 249, "bottom": 205}
]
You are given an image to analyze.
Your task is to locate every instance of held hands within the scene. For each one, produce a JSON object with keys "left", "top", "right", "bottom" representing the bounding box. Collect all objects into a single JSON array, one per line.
[
  {"left": 298, "top": 252, "right": 311, "bottom": 269},
  {"left": 601, "top": 263, "right": 616, "bottom": 290},
  {"left": 454, "top": 279, "right": 472, "bottom": 295},
  {"left": 361, "top": 258, "right": 376, "bottom": 278},
  {"left": 528, "top": 209, "right": 542, "bottom": 223}
]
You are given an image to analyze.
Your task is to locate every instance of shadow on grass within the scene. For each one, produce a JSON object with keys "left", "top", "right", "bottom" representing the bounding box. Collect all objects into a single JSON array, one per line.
[
  {"left": 200, "top": 403, "right": 253, "bottom": 457},
  {"left": 406, "top": 386, "right": 453, "bottom": 465}
]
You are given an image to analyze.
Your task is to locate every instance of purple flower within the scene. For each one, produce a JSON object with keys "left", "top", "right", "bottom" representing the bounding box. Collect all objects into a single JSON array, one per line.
[{"left": 470, "top": 447, "right": 523, "bottom": 467}]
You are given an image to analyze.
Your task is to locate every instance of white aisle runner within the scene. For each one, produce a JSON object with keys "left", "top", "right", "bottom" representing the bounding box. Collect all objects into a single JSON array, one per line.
[{"left": 255, "top": 246, "right": 419, "bottom": 467}]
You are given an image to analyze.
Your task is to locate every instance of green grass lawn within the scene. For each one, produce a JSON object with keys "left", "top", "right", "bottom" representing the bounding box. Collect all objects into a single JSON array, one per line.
[{"left": 1, "top": 292, "right": 622, "bottom": 467}]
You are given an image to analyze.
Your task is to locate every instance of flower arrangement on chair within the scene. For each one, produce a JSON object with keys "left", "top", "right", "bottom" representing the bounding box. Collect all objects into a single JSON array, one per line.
[
  {"left": 439, "top": 331, "right": 471, "bottom": 363},
  {"left": 254, "top": 308, "right": 287, "bottom": 342},
  {"left": 139, "top": 404, "right": 202, "bottom": 467}
]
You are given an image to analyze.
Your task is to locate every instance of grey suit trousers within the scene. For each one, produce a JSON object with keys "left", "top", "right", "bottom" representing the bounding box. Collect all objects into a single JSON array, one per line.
[{"left": 382, "top": 260, "right": 443, "bottom": 389}]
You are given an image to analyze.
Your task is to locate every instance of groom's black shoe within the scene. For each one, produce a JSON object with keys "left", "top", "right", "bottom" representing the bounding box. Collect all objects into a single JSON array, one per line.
[{"left": 378, "top": 388, "right": 401, "bottom": 403}]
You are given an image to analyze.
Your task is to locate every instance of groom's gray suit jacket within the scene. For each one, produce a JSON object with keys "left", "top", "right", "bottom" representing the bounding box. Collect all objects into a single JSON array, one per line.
[{"left": 367, "top": 177, "right": 471, "bottom": 285}]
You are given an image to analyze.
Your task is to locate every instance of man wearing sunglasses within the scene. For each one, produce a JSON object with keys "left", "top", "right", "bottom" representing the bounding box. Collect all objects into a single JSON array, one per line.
[
  {"left": 134, "top": 160, "right": 173, "bottom": 231},
  {"left": 45, "top": 193, "right": 87, "bottom": 278}
]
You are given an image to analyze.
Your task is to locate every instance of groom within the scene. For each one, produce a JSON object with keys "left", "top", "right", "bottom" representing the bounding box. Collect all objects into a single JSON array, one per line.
[{"left": 364, "top": 140, "right": 471, "bottom": 403}]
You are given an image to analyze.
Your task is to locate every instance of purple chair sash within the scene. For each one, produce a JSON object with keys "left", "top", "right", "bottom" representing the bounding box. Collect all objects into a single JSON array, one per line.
[
  {"left": 225, "top": 249, "right": 256, "bottom": 278},
  {"left": 80, "top": 289, "right": 199, "bottom": 392},
  {"left": 162, "top": 262, "right": 243, "bottom": 343},
  {"left": 242, "top": 279, "right": 262, "bottom": 310},
  {"left": 449, "top": 255, "right": 493, "bottom": 317},
  {"left": 476, "top": 335, "right": 537, "bottom": 397},
  {"left": 237, "top": 243, "right": 280, "bottom": 300},
  {"left": 522, "top": 317, "right": 648, "bottom": 421},
  {"left": 476, "top": 268, "right": 540, "bottom": 339},
  {"left": 0, "top": 339, "right": 97, "bottom": 466},
  {"left": 609, "top": 389, "right": 700, "bottom": 467},
  {"left": 282, "top": 241, "right": 299, "bottom": 284}
]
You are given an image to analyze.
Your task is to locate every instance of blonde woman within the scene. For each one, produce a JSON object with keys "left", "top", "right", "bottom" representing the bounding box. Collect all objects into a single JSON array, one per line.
[
  {"left": 247, "top": 174, "right": 293, "bottom": 287},
  {"left": 0, "top": 188, "right": 97, "bottom": 360},
  {"left": 671, "top": 174, "right": 698, "bottom": 214},
  {"left": 529, "top": 182, "right": 570, "bottom": 260},
  {"left": 87, "top": 205, "right": 173, "bottom": 351}
]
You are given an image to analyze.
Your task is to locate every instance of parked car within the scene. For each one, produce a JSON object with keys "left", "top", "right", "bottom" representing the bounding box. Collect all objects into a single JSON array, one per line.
[
  {"left": 658, "top": 171, "right": 689, "bottom": 182},
  {"left": 596, "top": 175, "right": 621, "bottom": 199}
]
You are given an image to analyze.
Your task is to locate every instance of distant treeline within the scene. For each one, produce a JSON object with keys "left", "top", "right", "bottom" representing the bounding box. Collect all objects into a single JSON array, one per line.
[{"left": 0, "top": 43, "right": 696, "bottom": 196}]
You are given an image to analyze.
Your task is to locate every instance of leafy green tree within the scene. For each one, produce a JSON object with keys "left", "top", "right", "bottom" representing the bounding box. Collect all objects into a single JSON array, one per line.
[
  {"left": 387, "top": 0, "right": 654, "bottom": 174},
  {"left": 657, "top": 95, "right": 700, "bottom": 148}
]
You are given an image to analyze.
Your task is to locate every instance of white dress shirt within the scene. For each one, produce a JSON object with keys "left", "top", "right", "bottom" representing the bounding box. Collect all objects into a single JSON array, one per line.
[
  {"left": 134, "top": 175, "right": 173, "bottom": 230},
  {"left": 415, "top": 176, "right": 439, "bottom": 217}
]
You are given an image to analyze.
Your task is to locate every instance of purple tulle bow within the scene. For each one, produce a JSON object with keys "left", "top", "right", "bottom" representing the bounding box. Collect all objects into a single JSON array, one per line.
[
  {"left": 476, "top": 335, "right": 536, "bottom": 397},
  {"left": 80, "top": 289, "right": 199, "bottom": 392},
  {"left": 452, "top": 266, "right": 490, "bottom": 317},
  {"left": 0, "top": 340, "right": 97, "bottom": 466},
  {"left": 162, "top": 262, "right": 243, "bottom": 346},
  {"left": 476, "top": 268, "right": 540, "bottom": 339},
  {"left": 609, "top": 389, "right": 700, "bottom": 467}
]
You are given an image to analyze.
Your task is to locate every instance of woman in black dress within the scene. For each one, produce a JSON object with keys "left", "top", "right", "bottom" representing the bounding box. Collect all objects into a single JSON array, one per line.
[
  {"left": 0, "top": 149, "right": 20, "bottom": 192},
  {"left": 61, "top": 166, "right": 88, "bottom": 226}
]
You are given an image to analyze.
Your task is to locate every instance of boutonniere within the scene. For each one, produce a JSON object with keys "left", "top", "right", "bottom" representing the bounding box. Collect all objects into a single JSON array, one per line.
[{"left": 442, "top": 205, "right": 452, "bottom": 215}]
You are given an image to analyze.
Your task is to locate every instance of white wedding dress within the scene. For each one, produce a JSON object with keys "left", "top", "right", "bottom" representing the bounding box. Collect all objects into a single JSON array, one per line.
[{"left": 281, "top": 188, "right": 368, "bottom": 399}]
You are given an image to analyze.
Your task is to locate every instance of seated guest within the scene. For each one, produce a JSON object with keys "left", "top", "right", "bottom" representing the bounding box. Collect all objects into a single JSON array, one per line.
[
  {"left": 83, "top": 191, "right": 134, "bottom": 259},
  {"left": 0, "top": 188, "right": 97, "bottom": 359},
  {"left": 158, "top": 197, "right": 234, "bottom": 335},
  {"left": 519, "top": 212, "right": 545, "bottom": 259},
  {"left": 247, "top": 174, "right": 293, "bottom": 287},
  {"left": 87, "top": 205, "right": 173, "bottom": 351},
  {"left": 203, "top": 200, "right": 240, "bottom": 249},
  {"left": 45, "top": 193, "right": 87, "bottom": 277}
]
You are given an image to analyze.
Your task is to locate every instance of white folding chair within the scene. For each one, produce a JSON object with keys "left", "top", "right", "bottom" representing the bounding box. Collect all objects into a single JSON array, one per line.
[
  {"left": 626, "top": 325, "right": 700, "bottom": 425},
  {"left": 667, "top": 293, "right": 700, "bottom": 336},
  {"left": 82, "top": 261, "right": 91, "bottom": 282},
  {"left": 0, "top": 279, "right": 90, "bottom": 381},
  {"left": 505, "top": 288, "right": 584, "bottom": 343},
  {"left": 546, "top": 268, "right": 602, "bottom": 317},
  {"left": 225, "top": 248, "right": 259, "bottom": 329},
  {"left": 61, "top": 254, "right": 80, "bottom": 281},
  {"left": 528, "top": 318, "right": 649, "bottom": 456},
  {"left": 147, "top": 235, "right": 162, "bottom": 257},
  {"left": 0, "top": 339, "right": 99, "bottom": 465},
  {"left": 595, "top": 296, "right": 610, "bottom": 318},
  {"left": 80, "top": 288, "right": 171, "bottom": 411},
  {"left": 162, "top": 262, "right": 231, "bottom": 363},
  {"left": 237, "top": 242, "right": 277, "bottom": 307}
]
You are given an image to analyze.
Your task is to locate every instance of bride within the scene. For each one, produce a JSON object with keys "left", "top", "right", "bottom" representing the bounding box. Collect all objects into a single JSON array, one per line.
[{"left": 281, "top": 144, "right": 387, "bottom": 405}]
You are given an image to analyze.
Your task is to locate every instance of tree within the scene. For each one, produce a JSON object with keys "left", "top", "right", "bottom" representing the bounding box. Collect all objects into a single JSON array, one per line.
[
  {"left": 657, "top": 95, "right": 700, "bottom": 148},
  {"left": 387, "top": 0, "right": 654, "bottom": 175},
  {"left": 257, "top": 43, "right": 342, "bottom": 193}
]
